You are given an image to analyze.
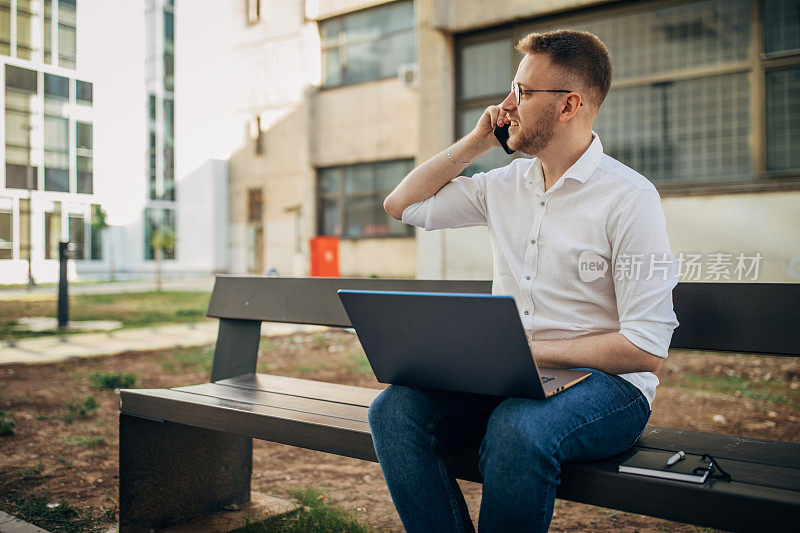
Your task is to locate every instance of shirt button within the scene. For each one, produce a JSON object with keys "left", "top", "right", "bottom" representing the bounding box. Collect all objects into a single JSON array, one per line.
[
  {"left": 525, "top": 275, "right": 531, "bottom": 280},
  {"left": 530, "top": 239, "right": 536, "bottom": 245},
  {"left": 540, "top": 201, "right": 545, "bottom": 206},
  {"left": 524, "top": 310, "right": 530, "bottom": 315}
]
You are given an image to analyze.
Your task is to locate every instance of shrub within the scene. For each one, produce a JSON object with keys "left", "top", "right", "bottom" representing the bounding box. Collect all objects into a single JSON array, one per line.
[
  {"left": 0, "top": 410, "right": 15, "bottom": 435},
  {"left": 64, "top": 396, "right": 100, "bottom": 422},
  {"left": 89, "top": 371, "right": 137, "bottom": 390}
]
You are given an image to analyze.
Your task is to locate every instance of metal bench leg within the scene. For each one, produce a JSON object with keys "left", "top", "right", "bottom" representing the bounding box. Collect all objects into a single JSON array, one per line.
[{"left": 119, "top": 413, "right": 252, "bottom": 532}]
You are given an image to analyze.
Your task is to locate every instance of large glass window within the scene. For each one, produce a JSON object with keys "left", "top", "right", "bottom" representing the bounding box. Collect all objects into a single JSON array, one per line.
[
  {"left": 455, "top": 0, "right": 800, "bottom": 190},
  {"left": 147, "top": 94, "right": 157, "bottom": 199},
  {"left": 44, "top": 201, "right": 61, "bottom": 260},
  {"left": 321, "top": 0, "right": 415, "bottom": 87},
  {"left": 44, "top": 0, "right": 52, "bottom": 63},
  {"left": 45, "top": 73, "right": 69, "bottom": 100},
  {"left": 19, "top": 198, "right": 30, "bottom": 260},
  {"left": 0, "top": 0, "right": 11, "bottom": 56},
  {"left": 76, "top": 122, "right": 93, "bottom": 194},
  {"left": 90, "top": 204, "right": 103, "bottom": 260},
  {"left": 5, "top": 65, "right": 38, "bottom": 190},
  {"left": 163, "top": 98, "right": 174, "bottom": 200},
  {"left": 318, "top": 159, "right": 415, "bottom": 238},
  {"left": 16, "top": 0, "right": 33, "bottom": 59},
  {"left": 68, "top": 213, "right": 84, "bottom": 260},
  {"left": 0, "top": 200, "right": 11, "bottom": 260},
  {"left": 58, "top": 0, "right": 77, "bottom": 69},
  {"left": 164, "top": 9, "right": 174, "bottom": 92},
  {"left": 144, "top": 207, "right": 176, "bottom": 260},
  {"left": 44, "top": 115, "right": 69, "bottom": 192},
  {"left": 76, "top": 80, "right": 93, "bottom": 103}
]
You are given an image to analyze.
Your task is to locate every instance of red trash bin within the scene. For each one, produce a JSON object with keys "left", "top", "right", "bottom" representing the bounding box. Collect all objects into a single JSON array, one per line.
[{"left": 310, "top": 236, "right": 340, "bottom": 277}]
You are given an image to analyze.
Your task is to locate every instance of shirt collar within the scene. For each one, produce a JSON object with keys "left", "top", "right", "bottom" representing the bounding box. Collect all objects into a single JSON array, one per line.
[{"left": 524, "top": 131, "right": 604, "bottom": 193}]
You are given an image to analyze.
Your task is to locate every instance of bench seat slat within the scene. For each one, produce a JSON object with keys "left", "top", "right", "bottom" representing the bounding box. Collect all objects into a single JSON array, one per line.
[
  {"left": 215, "top": 372, "right": 382, "bottom": 407},
  {"left": 638, "top": 425, "right": 800, "bottom": 470},
  {"left": 120, "top": 388, "right": 376, "bottom": 462},
  {"left": 173, "top": 382, "right": 370, "bottom": 423}
]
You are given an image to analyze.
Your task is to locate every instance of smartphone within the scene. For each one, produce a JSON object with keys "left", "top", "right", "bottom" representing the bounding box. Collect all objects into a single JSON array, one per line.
[{"left": 493, "top": 124, "right": 516, "bottom": 154}]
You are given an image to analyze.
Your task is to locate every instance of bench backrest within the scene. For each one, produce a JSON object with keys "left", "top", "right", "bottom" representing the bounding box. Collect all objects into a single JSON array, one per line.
[{"left": 206, "top": 277, "right": 800, "bottom": 381}]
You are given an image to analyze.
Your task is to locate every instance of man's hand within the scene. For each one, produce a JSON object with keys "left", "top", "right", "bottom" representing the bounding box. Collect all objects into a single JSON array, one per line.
[{"left": 469, "top": 105, "right": 511, "bottom": 153}]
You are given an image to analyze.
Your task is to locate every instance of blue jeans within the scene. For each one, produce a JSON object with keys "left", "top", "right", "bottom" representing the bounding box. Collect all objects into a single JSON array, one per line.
[{"left": 367, "top": 369, "right": 650, "bottom": 532}]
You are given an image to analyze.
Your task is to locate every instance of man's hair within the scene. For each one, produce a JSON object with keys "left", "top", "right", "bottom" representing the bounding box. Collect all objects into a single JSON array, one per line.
[{"left": 515, "top": 30, "right": 612, "bottom": 109}]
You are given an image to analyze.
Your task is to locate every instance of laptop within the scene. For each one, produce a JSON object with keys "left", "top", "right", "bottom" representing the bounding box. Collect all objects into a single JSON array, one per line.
[{"left": 337, "top": 289, "right": 591, "bottom": 400}]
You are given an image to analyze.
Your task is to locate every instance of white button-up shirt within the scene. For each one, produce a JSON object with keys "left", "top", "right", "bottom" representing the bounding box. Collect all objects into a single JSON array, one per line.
[{"left": 402, "top": 132, "right": 679, "bottom": 406}]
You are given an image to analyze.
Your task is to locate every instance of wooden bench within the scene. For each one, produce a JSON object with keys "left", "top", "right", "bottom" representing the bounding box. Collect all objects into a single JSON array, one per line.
[{"left": 119, "top": 276, "right": 800, "bottom": 532}]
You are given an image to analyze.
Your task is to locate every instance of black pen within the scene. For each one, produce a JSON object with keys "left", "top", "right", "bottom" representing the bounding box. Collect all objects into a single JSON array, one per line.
[{"left": 666, "top": 451, "right": 685, "bottom": 466}]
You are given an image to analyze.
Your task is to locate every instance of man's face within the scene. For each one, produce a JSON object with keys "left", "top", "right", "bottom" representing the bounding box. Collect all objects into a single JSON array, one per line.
[{"left": 501, "top": 54, "right": 560, "bottom": 155}]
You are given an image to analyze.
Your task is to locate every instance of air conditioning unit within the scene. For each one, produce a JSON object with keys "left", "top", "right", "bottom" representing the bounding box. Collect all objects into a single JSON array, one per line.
[{"left": 398, "top": 63, "right": 419, "bottom": 88}]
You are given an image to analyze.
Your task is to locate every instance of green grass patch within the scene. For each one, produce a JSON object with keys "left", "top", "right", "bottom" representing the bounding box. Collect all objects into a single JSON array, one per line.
[
  {"left": 63, "top": 396, "right": 99, "bottom": 422},
  {"left": 159, "top": 345, "right": 214, "bottom": 375},
  {"left": 259, "top": 338, "right": 280, "bottom": 352},
  {"left": 8, "top": 491, "right": 104, "bottom": 533},
  {"left": 61, "top": 434, "right": 106, "bottom": 447},
  {"left": 348, "top": 349, "right": 372, "bottom": 375},
  {"left": 0, "top": 410, "right": 15, "bottom": 435},
  {"left": 233, "top": 488, "right": 372, "bottom": 533},
  {"left": 0, "top": 290, "right": 212, "bottom": 340},
  {"left": 57, "top": 457, "right": 73, "bottom": 470},
  {"left": 671, "top": 373, "right": 799, "bottom": 409},
  {"left": 17, "top": 462, "right": 45, "bottom": 479},
  {"left": 89, "top": 371, "right": 137, "bottom": 390}
]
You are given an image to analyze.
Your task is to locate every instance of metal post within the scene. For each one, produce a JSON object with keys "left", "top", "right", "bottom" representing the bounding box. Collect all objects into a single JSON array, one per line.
[{"left": 58, "top": 242, "right": 69, "bottom": 329}]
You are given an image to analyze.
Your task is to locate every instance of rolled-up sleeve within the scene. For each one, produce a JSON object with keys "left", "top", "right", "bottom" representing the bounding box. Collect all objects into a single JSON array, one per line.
[
  {"left": 402, "top": 172, "right": 489, "bottom": 230},
  {"left": 610, "top": 188, "right": 679, "bottom": 358}
]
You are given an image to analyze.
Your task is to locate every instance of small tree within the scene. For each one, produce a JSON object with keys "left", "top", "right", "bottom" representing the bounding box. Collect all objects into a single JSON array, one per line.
[
  {"left": 90, "top": 205, "right": 112, "bottom": 280},
  {"left": 151, "top": 227, "right": 176, "bottom": 292}
]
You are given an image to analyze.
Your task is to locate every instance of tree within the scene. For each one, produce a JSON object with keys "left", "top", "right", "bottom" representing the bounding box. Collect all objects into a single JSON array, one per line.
[
  {"left": 151, "top": 227, "right": 176, "bottom": 292},
  {"left": 90, "top": 205, "right": 112, "bottom": 280}
]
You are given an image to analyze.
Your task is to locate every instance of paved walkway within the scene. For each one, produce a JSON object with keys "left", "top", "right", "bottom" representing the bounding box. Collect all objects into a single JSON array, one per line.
[
  {"left": 0, "top": 511, "right": 50, "bottom": 533},
  {"left": 0, "top": 277, "right": 215, "bottom": 301},
  {"left": 0, "top": 320, "right": 326, "bottom": 366}
]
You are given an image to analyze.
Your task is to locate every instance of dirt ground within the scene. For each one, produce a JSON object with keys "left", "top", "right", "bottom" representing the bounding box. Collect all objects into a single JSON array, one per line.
[{"left": 1, "top": 329, "right": 798, "bottom": 532}]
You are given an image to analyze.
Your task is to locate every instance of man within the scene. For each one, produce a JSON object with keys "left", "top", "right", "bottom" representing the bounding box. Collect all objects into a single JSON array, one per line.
[{"left": 368, "top": 30, "right": 679, "bottom": 532}]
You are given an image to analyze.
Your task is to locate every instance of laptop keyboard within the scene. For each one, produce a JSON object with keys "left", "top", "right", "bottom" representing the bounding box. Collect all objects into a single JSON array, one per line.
[{"left": 541, "top": 376, "right": 555, "bottom": 383}]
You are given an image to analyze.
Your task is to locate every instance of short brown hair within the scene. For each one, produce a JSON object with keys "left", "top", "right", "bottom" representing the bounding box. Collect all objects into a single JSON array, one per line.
[{"left": 515, "top": 30, "right": 612, "bottom": 108}]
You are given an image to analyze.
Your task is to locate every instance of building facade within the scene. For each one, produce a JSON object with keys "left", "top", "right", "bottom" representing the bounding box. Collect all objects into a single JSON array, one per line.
[
  {"left": 234, "top": 0, "right": 800, "bottom": 282},
  {"left": 0, "top": 0, "right": 101, "bottom": 284}
]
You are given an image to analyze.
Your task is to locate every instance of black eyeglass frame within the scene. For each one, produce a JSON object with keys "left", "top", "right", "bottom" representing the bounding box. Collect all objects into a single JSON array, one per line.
[{"left": 512, "top": 82, "right": 584, "bottom": 107}]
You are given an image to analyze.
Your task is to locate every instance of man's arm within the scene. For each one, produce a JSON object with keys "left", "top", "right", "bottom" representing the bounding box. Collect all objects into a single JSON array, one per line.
[
  {"left": 529, "top": 332, "right": 664, "bottom": 374},
  {"left": 384, "top": 105, "right": 510, "bottom": 220}
]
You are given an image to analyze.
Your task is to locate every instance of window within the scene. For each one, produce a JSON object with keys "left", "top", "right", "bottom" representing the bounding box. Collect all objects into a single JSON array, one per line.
[
  {"left": 77, "top": 122, "right": 93, "bottom": 194},
  {"left": 455, "top": 0, "right": 800, "bottom": 191},
  {"left": 144, "top": 207, "right": 176, "bottom": 260},
  {"left": 17, "top": 0, "right": 33, "bottom": 59},
  {"left": 318, "top": 159, "right": 415, "bottom": 238},
  {"left": 68, "top": 213, "right": 84, "bottom": 260},
  {"left": 163, "top": 98, "right": 174, "bottom": 200},
  {"left": 5, "top": 65, "right": 38, "bottom": 190},
  {"left": 44, "top": 73, "right": 69, "bottom": 100},
  {"left": 247, "top": 188, "right": 263, "bottom": 223},
  {"left": 0, "top": 200, "right": 12, "bottom": 260},
  {"left": 321, "top": 1, "right": 415, "bottom": 87},
  {"left": 44, "top": 0, "right": 52, "bottom": 63},
  {"left": 163, "top": 9, "right": 174, "bottom": 92},
  {"left": 44, "top": 201, "right": 62, "bottom": 260},
  {"left": 0, "top": 0, "right": 10, "bottom": 56},
  {"left": 58, "top": 0, "right": 77, "bottom": 69},
  {"left": 19, "top": 198, "right": 30, "bottom": 260},
  {"left": 44, "top": 115, "right": 69, "bottom": 192},
  {"left": 247, "top": 0, "right": 261, "bottom": 24},
  {"left": 76, "top": 80, "right": 93, "bottom": 103},
  {"left": 90, "top": 204, "right": 103, "bottom": 260}
]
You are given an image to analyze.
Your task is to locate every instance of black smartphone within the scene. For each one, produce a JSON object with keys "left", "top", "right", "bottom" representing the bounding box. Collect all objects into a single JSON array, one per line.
[{"left": 493, "top": 124, "right": 516, "bottom": 154}]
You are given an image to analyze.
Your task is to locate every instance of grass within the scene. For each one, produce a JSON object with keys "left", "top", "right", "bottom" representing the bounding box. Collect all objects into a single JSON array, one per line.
[
  {"left": 17, "top": 462, "right": 45, "bottom": 479},
  {"left": 7, "top": 491, "right": 105, "bottom": 533},
  {"left": 89, "top": 370, "right": 137, "bottom": 390},
  {"left": 0, "top": 290, "right": 212, "bottom": 340},
  {"left": 63, "top": 396, "right": 100, "bottom": 422},
  {"left": 159, "top": 344, "right": 214, "bottom": 375},
  {"left": 668, "top": 372, "right": 800, "bottom": 408},
  {"left": 233, "top": 488, "right": 373, "bottom": 533},
  {"left": 348, "top": 349, "right": 372, "bottom": 375},
  {"left": 0, "top": 410, "right": 15, "bottom": 435},
  {"left": 61, "top": 434, "right": 106, "bottom": 447}
]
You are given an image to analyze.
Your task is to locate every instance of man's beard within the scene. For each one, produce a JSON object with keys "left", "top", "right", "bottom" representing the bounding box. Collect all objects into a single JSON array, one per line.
[{"left": 510, "top": 102, "right": 558, "bottom": 155}]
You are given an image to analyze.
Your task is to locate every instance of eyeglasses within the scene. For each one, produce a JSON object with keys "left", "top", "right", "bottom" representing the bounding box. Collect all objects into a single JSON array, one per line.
[{"left": 512, "top": 82, "right": 584, "bottom": 107}]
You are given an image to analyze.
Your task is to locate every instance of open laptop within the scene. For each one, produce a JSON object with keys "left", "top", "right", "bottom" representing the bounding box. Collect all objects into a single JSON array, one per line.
[{"left": 337, "top": 289, "right": 591, "bottom": 399}]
